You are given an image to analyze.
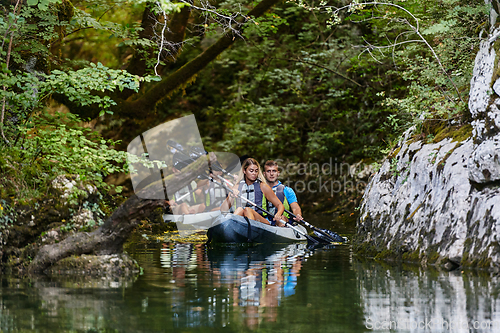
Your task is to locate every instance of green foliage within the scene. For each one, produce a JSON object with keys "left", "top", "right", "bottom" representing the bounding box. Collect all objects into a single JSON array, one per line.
[
  {"left": 0, "top": 112, "right": 130, "bottom": 205},
  {"left": 343, "top": 0, "right": 487, "bottom": 136},
  {"left": 0, "top": 1, "right": 159, "bottom": 207},
  {"left": 0, "top": 5, "right": 59, "bottom": 70},
  {"left": 43, "top": 63, "right": 160, "bottom": 116},
  {"left": 60, "top": 1, "right": 151, "bottom": 68},
  {"left": 0, "top": 200, "right": 16, "bottom": 230},
  {"left": 154, "top": 0, "right": 190, "bottom": 14},
  {"left": 1, "top": 63, "right": 159, "bottom": 120},
  {"left": 27, "top": 0, "right": 61, "bottom": 11},
  {"left": 274, "top": 0, "right": 487, "bottom": 150},
  {"left": 243, "top": 12, "right": 289, "bottom": 39},
  {"left": 189, "top": 1, "right": 395, "bottom": 163}
]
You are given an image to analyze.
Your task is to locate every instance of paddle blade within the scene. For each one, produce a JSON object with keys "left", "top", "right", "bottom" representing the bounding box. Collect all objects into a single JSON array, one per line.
[
  {"left": 306, "top": 236, "right": 331, "bottom": 249},
  {"left": 313, "top": 229, "right": 346, "bottom": 243}
]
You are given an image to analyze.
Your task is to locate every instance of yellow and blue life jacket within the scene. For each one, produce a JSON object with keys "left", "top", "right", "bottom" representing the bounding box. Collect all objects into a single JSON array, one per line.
[
  {"left": 205, "top": 182, "right": 228, "bottom": 209},
  {"left": 262, "top": 184, "right": 290, "bottom": 219}
]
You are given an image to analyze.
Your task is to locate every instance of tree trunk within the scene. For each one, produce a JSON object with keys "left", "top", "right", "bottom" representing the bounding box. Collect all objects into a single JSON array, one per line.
[
  {"left": 28, "top": 154, "right": 213, "bottom": 273},
  {"left": 115, "top": 0, "right": 282, "bottom": 117},
  {"left": 121, "top": 3, "right": 192, "bottom": 99}
]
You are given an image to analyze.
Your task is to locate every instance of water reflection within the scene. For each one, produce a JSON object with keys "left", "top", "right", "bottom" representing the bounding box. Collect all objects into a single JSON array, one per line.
[
  {"left": 355, "top": 259, "right": 500, "bottom": 332},
  {"left": 157, "top": 242, "right": 308, "bottom": 329},
  {"left": 2, "top": 244, "right": 500, "bottom": 332},
  {"left": 0, "top": 275, "right": 137, "bottom": 332}
]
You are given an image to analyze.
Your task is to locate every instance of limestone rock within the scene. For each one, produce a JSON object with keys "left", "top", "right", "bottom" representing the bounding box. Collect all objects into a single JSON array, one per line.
[
  {"left": 357, "top": 20, "right": 500, "bottom": 270},
  {"left": 358, "top": 137, "right": 476, "bottom": 265},
  {"left": 468, "top": 135, "right": 500, "bottom": 183},
  {"left": 51, "top": 175, "right": 98, "bottom": 202}
]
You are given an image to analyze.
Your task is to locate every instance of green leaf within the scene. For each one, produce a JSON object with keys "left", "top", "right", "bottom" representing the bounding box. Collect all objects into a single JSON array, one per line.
[
  {"left": 421, "top": 21, "right": 454, "bottom": 35},
  {"left": 38, "top": 1, "right": 49, "bottom": 10}
]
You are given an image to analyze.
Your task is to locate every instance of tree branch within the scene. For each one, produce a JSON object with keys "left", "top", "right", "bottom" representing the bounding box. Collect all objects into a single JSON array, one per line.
[
  {"left": 126, "top": 3, "right": 192, "bottom": 77},
  {"left": 293, "top": 58, "right": 364, "bottom": 87},
  {"left": 28, "top": 154, "right": 213, "bottom": 273},
  {"left": 116, "top": 0, "right": 282, "bottom": 117}
]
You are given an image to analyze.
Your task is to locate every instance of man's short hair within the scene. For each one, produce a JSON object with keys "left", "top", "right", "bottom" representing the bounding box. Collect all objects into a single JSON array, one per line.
[{"left": 265, "top": 160, "right": 279, "bottom": 168}]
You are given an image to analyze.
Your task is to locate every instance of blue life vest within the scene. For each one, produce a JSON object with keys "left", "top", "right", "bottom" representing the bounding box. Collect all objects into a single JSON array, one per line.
[{"left": 236, "top": 179, "right": 263, "bottom": 212}]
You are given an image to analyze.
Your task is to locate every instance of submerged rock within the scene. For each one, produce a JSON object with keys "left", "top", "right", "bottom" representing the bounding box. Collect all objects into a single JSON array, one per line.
[{"left": 45, "top": 254, "right": 140, "bottom": 277}]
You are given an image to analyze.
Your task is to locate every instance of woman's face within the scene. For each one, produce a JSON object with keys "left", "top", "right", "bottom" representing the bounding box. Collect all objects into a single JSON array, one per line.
[{"left": 243, "top": 164, "right": 259, "bottom": 182}]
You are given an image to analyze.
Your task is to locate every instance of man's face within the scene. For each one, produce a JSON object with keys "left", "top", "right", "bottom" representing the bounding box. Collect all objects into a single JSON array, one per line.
[{"left": 264, "top": 165, "right": 279, "bottom": 183}]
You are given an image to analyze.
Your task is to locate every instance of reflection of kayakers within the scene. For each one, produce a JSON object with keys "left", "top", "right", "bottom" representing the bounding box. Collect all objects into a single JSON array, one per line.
[
  {"left": 202, "top": 166, "right": 231, "bottom": 212},
  {"left": 168, "top": 153, "right": 206, "bottom": 214},
  {"left": 160, "top": 243, "right": 306, "bottom": 328},
  {"left": 283, "top": 258, "right": 302, "bottom": 297},
  {"left": 222, "top": 158, "right": 286, "bottom": 227}
]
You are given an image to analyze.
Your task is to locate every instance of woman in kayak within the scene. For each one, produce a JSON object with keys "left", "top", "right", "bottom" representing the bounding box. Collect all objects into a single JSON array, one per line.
[{"left": 222, "top": 158, "right": 286, "bottom": 227}]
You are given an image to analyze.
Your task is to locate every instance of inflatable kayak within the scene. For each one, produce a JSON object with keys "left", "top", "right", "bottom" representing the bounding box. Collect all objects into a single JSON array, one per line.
[{"left": 207, "top": 213, "right": 308, "bottom": 244}]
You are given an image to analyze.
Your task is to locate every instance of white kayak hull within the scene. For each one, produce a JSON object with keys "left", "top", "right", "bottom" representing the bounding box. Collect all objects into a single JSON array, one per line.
[{"left": 163, "top": 210, "right": 222, "bottom": 230}]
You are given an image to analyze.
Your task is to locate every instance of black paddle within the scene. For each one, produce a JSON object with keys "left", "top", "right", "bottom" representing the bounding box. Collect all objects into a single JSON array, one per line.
[{"left": 283, "top": 209, "right": 346, "bottom": 243}]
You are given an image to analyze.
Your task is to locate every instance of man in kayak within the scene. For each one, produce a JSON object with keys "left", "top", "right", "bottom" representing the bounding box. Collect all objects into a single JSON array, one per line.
[
  {"left": 262, "top": 160, "right": 304, "bottom": 224},
  {"left": 222, "top": 158, "right": 286, "bottom": 227}
]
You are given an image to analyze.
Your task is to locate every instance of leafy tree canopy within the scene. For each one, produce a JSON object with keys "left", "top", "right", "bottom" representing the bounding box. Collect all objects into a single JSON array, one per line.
[{"left": 0, "top": 0, "right": 490, "bottom": 207}]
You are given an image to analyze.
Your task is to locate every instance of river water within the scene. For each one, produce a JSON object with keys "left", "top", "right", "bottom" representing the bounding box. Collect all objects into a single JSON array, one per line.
[{"left": 1, "top": 233, "right": 500, "bottom": 332}]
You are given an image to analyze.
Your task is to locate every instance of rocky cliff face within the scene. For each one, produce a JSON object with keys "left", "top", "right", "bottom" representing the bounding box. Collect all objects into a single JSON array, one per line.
[{"left": 356, "top": 8, "right": 500, "bottom": 270}]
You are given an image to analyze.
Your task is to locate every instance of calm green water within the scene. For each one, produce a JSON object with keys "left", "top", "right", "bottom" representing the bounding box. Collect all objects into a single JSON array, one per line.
[{"left": 1, "top": 241, "right": 500, "bottom": 332}]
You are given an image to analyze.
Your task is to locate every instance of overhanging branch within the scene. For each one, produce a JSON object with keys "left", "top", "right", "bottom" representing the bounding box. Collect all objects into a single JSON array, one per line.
[{"left": 116, "top": 0, "right": 282, "bottom": 117}]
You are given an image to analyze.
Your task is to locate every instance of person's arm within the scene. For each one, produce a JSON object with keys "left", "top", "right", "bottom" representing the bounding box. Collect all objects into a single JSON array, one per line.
[
  {"left": 284, "top": 187, "right": 303, "bottom": 221},
  {"left": 290, "top": 202, "right": 303, "bottom": 221},
  {"left": 220, "top": 182, "right": 238, "bottom": 211},
  {"left": 219, "top": 195, "right": 232, "bottom": 211},
  {"left": 261, "top": 183, "right": 284, "bottom": 222},
  {"left": 197, "top": 178, "right": 209, "bottom": 188},
  {"left": 194, "top": 188, "right": 204, "bottom": 204}
]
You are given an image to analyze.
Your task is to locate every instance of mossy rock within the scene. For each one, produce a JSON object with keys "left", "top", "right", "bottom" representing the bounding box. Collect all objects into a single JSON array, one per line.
[
  {"left": 433, "top": 124, "right": 473, "bottom": 143},
  {"left": 46, "top": 254, "right": 140, "bottom": 277},
  {"left": 387, "top": 147, "right": 401, "bottom": 159},
  {"left": 426, "top": 251, "right": 441, "bottom": 264},
  {"left": 402, "top": 250, "right": 420, "bottom": 262}
]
